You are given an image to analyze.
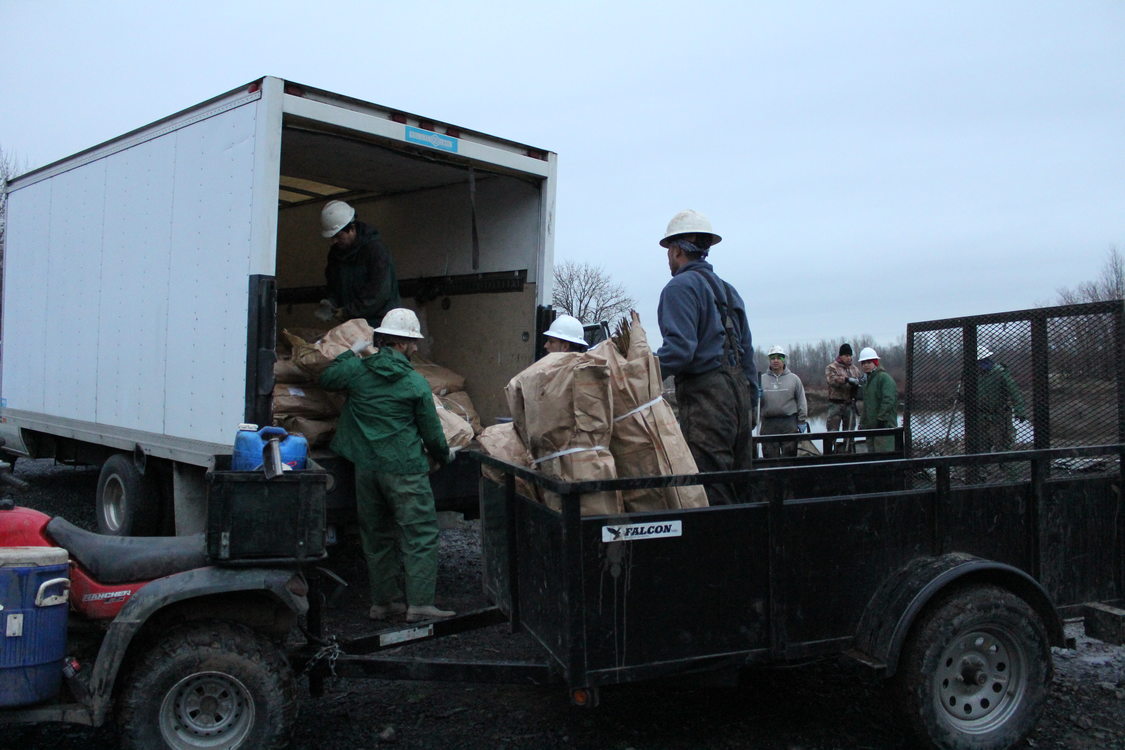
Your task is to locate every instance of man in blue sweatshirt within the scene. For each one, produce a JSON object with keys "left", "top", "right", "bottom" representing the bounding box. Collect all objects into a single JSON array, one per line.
[{"left": 655, "top": 209, "right": 758, "bottom": 505}]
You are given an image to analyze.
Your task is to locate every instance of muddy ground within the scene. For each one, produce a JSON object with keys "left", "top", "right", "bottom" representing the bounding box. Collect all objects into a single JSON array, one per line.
[{"left": 3, "top": 459, "right": 1123, "bottom": 749}]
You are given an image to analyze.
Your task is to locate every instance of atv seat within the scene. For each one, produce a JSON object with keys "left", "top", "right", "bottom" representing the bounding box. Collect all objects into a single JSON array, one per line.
[{"left": 46, "top": 517, "right": 209, "bottom": 584}]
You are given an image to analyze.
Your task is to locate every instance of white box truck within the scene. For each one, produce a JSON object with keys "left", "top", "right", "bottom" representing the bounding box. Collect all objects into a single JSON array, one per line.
[{"left": 0, "top": 76, "right": 557, "bottom": 535}]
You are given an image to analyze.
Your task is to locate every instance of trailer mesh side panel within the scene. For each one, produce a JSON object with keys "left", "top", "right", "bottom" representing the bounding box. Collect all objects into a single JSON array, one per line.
[{"left": 906, "top": 301, "right": 1124, "bottom": 476}]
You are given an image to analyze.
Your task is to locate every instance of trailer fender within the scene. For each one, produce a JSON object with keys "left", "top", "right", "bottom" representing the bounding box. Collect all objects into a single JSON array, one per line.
[
  {"left": 85, "top": 565, "right": 307, "bottom": 725},
  {"left": 849, "top": 552, "right": 1064, "bottom": 678}
]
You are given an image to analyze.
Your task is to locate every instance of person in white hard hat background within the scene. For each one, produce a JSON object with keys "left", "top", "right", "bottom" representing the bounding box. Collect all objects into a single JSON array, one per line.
[
  {"left": 542, "top": 314, "right": 589, "bottom": 354},
  {"left": 655, "top": 209, "right": 757, "bottom": 505},
  {"left": 758, "top": 346, "right": 808, "bottom": 458},
  {"left": 316, "top": 199, "right": 401, "bottom": 327},
  {"left": 857, "top": 347, "right": 898, "bottom": 453},
  {"left": 319, "top": 307, "right": 456, "bottom": 623},
  {"left": 975, "top": 345, "right": 1028, "bottom": 452},
  {"left": 824, "top": 343, "right": 862, "bottom": 454}
]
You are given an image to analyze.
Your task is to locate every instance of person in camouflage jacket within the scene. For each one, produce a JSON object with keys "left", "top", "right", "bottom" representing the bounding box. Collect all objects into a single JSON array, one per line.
[{"left": 824, "top": 343, "right": 861, "bottom": 453}]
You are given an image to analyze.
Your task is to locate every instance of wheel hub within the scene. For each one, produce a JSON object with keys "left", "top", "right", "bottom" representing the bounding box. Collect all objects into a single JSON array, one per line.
[
  {"left": 160, "top": 670, "right": 255, "bottom": 749},
  {"left": 935, "top": 629, "right": 1027, "bottom": 733}
]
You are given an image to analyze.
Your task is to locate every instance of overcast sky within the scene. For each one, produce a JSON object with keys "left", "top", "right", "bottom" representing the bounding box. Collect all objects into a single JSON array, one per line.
[{"left": 2, "top": 1, "right": 1122, "bottom": 350}]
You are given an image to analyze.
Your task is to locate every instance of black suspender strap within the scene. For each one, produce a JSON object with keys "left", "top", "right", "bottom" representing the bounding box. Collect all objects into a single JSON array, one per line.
[{"left": 688, "top": 267, "right": 742, "bottom": 369}]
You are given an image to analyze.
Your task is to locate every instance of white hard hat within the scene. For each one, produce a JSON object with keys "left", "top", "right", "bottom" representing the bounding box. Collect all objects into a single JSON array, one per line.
[
  {"left": 977, "top": 345, "right": 994, "bottom": 360},
  {"left": 320, "top": 200, "right": 356, "bottom": 238},
  {"left": 374, "top": 308, "right": 424, "bottom": 339},
  {"left": 858, "top": 347, "right": 879, "bottom": 362},
  {"left": 767, "top": 345, "right": 786, "bottom": 357},
  {"left": 544, "top": 314, "right": 587, "bottom": 346},
  {"left": 660, "top": 209, "right": 722, "bottom": 248}
]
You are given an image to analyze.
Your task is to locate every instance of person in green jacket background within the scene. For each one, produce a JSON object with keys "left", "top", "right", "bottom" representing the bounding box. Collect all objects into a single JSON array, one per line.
[
  {"left": 857, "top": 347, "right": 898, "bottom": 453},
  {"left": 319, "top": 307, "right": 454, "bottom": 623},
  {"left": 976, "top": 346, "right": 1029, "bottom": 452}
]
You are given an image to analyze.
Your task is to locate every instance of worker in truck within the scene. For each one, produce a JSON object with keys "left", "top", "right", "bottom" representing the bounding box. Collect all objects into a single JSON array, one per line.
[
  {"left": 542, "top": 314, "right": 589, "bottom": 354},
  {"left": 857, "top": 347, "right": 898, "bottom": 453},
  {"left": 655, "top": 209, "right": 757, "bottom": 505},
  {"left": 976, "top": 346, "right": 1029, "bottom": 452},
  {"left": 758, "top": 346, "right": 808, "bottom": 458},
  {"left": 316, "top": 199, "right": 401, "bottom": 327},
  {"left": 319, "top": 307, "right": 456, "bottom": 623},
  {"left": 824, "top": 343, "right": 862, "bottom": 453}
]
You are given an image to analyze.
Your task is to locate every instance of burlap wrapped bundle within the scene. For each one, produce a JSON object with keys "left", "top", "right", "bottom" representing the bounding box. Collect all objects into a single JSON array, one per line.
[
  {"left": 595, "top": 316, "right": 708, "bottom": 511},
  {"left": 282, "top": 319, "right": 378, "bottom": 377},
  {"left": 476, "top": 422, "right": 536, "bottom": 499},
  {"left": 505, "top": 351, "right": 622, "bottom": 515},
  {"left": 426, "top": 394, "right": 474, "bottom": 473},
  {"left": 434, "top": 394, "right": 474, "bottom": 450},
  {"left": 439, "top": 391, "right": 482, "bottom": 434}
]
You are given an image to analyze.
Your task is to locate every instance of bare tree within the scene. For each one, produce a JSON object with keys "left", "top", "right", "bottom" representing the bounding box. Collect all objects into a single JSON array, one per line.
[
  {"left": 552, "top": 261, "right": 636, "bottom": 324},
  {"left": 1055, "top": 247, "right": 1124, "bottom": 304}
]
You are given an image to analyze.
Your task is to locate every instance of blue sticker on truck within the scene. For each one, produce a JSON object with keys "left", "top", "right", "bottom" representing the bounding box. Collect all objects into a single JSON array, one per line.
[
  {"left": 405, "top": 126, "right": 458, "bottom": 153},
  {"left": 602, "top": 520, "right": 682, "bottom": 543}
]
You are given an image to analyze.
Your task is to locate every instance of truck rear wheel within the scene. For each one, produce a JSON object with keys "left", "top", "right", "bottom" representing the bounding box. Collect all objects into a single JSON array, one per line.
[
  {"left": 96, "top": 453, "right": 157, "bottom": 536},
  {"left": 895, "top": 584, "right": 1052, "bottom": 750},
  {"left": 118, "top": 621, "right": 296, "bottom": 750}
]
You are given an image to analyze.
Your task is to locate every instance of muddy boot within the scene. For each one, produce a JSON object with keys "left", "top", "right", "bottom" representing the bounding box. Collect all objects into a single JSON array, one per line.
[
  {"left": 406, "top": 604, "right": 455, "bottom": 622},
  {"left": 368, "top": 602, "right": 407, "bottom": 620}
]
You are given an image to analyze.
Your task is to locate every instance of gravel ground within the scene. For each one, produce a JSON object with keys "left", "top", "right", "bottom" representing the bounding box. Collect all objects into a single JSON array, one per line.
[{"left": 3, "top": 458, "right": 1123, "bottom": 749}]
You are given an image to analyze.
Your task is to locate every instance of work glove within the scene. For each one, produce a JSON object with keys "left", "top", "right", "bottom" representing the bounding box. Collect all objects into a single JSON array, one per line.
[
  {"left": 350, "top": 338, "right": 371, "bottom": 354},
  {"left": 797, "top": 421, "right": 809, "bottom": 434},
  {"left": 314, "top": 298, "right": 336, "bottom": 322},
  {"left": 447, "top": 446, "right": 461, "bottom": 463},
  {"left": 846, "top": 377, "right": 859, "bottom": 386}
]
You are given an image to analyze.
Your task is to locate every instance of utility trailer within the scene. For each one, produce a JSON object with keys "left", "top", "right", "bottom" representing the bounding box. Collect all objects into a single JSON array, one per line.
[
  {"left": 295, "top": 441, "right": 1123, "bottom": 750},
  {"left": 0, "top": 76, "right": 558, "bottom": 535},
  {"left": 289, "top": 301, "right": 1124, "bottom": 750}
]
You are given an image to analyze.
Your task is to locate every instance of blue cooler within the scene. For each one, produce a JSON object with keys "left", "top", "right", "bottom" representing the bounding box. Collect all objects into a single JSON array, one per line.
[
  {"left": 232, "top": 424, "right": 309, "bottom": 471},
  {"left": 0, "top": 547, "right": 70, "bottom": 707}
]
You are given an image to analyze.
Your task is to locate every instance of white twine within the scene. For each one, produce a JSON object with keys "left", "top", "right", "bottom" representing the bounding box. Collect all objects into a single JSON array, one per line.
[
  {"left": 530, "top": 445, "right": 608, "bottom": 466},
  {"left": 613, "top": 395, "right": 664, "bottom": 423}
]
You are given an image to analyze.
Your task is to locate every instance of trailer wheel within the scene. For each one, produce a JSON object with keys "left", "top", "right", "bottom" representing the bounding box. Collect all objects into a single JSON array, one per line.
[
  {"left": 118, "top": 621, "right": 296, "bottom": 750},
  {"left": 96, "top": 453, "right": 157, "bottom": 536},
  {"left": 895, "top": 584, "right": 1052, "bottom": 750}
]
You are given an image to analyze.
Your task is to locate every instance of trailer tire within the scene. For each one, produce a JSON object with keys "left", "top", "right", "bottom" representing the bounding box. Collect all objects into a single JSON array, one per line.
[
  {"left": 895, "top": 584, "right": 1052, "bottom": 750},
  {"left": 96, "top": 453, "right": 157, "bottom": 536},
  {"left": 118, "top": 621, "right": 296, "bottom": 750}
]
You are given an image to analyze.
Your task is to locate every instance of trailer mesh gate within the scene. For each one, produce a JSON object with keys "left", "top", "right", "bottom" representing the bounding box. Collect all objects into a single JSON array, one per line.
[{"left": 905, "top": 301, "right": 1124, "bottom": 475}]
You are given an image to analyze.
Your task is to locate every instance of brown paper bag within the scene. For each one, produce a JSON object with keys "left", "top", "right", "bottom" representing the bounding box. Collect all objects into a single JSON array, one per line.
[
  {"left": 505, "top": 351, "right": 623, "bottom": 515},
  {"left": 272, "top": 384, "right": 344, "bottom": 418},
  {"left": 411, "top": 353, "right": 466, "bottom": 395},
  {"left": 439, "top": 391, "right": 482, "bottom": 435},
  {"left": 278, "top": 415, "right": 336, "bottom": 448},
  {"left": 595, "top": 319, "right": 708, "bottom": 511}
]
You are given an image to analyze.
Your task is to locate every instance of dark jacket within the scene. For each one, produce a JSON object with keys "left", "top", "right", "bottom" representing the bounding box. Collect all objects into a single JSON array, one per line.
[
  {"left": 319, "top": 347, "right": 448, "bottom": 474},
  {"left": 325, "top": 222, "right": 401, "bottom": 326},
  {"left": 656, "top": 259, "right": 758, "bottom": 400},
  {"left": 978, "top": 362, "right": 1028, "bottom": 419},
  {"left": 860, "top": 367, "right": 898, "bottom": 429}
]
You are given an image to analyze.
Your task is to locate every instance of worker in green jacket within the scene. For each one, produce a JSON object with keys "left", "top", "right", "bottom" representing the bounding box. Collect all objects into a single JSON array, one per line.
[
  {"left": 857, "top": 347, "right": 898, "bottom": 454},
  {"left": 976, "top": 346, "right": 1028, "bottom": 452},
  {"left": 319, "top": 307, "right": 454, "bottom": 623}
]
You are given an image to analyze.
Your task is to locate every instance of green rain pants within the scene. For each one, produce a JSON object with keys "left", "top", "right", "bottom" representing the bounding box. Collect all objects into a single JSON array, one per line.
[{"left": 355, "top": 468, "right": 440, "bottom": 607}]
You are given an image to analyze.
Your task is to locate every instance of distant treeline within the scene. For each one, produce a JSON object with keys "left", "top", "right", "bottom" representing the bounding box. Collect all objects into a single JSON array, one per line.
[{"left": 752, "top": 336, "right": 906, "bottom": 391}]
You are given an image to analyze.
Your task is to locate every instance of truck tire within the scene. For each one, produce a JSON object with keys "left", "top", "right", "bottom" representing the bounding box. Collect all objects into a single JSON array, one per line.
[
  {"left": 96, "top": 453, "right": 157, "bottom": 536},
  {"left": 895, "top": 584, "right": 1052, "bottom": 750},
  {"left": 118, "top": 621, "right": 296, "bottom": 750}
]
